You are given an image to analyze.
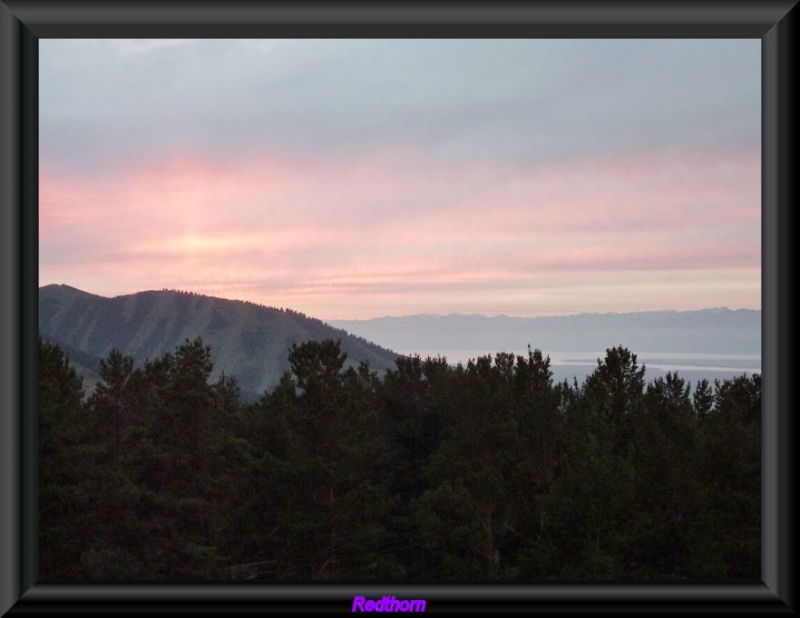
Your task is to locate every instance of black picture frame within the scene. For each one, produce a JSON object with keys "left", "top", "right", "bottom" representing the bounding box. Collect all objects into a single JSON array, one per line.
[{"left": 1, "top": 1, "right": 795, "bottom": 614}]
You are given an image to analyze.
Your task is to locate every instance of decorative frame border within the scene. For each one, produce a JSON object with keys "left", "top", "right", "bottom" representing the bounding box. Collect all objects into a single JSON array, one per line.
[{"left": 1, "top": 1, "right": 795, "bottom": 614}]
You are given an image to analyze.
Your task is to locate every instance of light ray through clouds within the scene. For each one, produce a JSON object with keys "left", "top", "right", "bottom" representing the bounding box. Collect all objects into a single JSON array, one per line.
[{"left": 39, "top": 39, "right": 760, "bottom": 319}]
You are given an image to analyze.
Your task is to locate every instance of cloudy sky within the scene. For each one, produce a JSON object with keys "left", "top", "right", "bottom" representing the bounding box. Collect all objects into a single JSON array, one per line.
[{"left": 39, "top": 39, "right": 761, "bottom": 320}]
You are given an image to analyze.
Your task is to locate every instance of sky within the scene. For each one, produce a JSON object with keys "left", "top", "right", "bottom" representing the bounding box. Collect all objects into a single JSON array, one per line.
[{"left": 39, "top": 39, "right": 761, "bottom": 320}]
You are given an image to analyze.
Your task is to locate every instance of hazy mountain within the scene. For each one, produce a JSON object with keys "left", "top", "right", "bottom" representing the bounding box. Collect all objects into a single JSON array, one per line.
[
  {"left": 40, "top": 284, "right": 760, "bottom": 399},
  {"left": 39, "top": 284, "right": 399, "bottom": 400},
  {"left": 329, "top": 308, "right": 761, "bottom": 357}
]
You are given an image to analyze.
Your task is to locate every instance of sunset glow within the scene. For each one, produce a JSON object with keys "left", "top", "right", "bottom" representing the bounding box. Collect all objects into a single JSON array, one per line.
[{"left": 40, "top": 39, "right": 761, "bottom": 320}]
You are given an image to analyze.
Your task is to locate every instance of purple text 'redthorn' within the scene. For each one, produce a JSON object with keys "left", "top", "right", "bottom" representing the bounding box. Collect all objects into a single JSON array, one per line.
[{"left": 352, "top": 595, "right": 427, "bottom": 612}]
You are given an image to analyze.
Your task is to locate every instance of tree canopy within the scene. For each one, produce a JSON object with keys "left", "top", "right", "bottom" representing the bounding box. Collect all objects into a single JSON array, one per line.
[{"left": 39, "top": 338, "right": 760, "bottom": 580}]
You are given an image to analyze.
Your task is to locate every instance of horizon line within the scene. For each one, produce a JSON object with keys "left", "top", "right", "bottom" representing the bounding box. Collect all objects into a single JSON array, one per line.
[{"left": 39, "top": 282, "right": 762, "bottom": 322}]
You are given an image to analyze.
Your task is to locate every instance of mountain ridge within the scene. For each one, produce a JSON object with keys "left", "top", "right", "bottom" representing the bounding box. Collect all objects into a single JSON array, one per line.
[
  {"left": 340, "top": 306, "right": 757, "bottom": 321},
  {"left": 39, "top": 284, "right": 399, "bottom": 399},
  {"left": 40, "top": 284, "right": 761, "bottom": 398},
  {"left": 329, "top": 307, "right": 761, "bottom": 356}
]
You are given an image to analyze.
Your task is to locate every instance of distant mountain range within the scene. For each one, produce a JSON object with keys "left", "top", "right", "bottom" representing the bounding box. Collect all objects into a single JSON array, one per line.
[
  {"left": 329, "top": 308, "right": 761, "bottom": 357},
  {"left": 40, "top": 284, "right": 761, "bottom": 399},
  {"left": 39, "top": 284, "right": 399, "bottom": 400}
]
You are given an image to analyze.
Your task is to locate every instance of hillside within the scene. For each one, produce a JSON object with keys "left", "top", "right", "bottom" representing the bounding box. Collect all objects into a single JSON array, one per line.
[{"left": 39, "top": 284, "right": 399, "bottom": 398}]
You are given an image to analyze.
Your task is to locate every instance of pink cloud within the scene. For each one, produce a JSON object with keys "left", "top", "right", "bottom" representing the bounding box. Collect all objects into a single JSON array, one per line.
[{"left": 39, "top": 140, "right": 760, "bottom": 318}]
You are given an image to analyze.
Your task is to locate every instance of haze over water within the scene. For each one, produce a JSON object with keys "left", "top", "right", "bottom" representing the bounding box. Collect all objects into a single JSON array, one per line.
[{"left": 400, "top": 349, "right": 761, "bottom": 386}]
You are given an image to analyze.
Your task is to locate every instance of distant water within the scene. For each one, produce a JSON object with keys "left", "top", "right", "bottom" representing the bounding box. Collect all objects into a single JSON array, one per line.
[{"left": 397, "top": 349, "right": 761, "bottom": 386}]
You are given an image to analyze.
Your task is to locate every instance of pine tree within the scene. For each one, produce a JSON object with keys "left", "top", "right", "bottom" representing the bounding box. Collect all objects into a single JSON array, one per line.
[{"left": 39, "top": 339, "right": 87, "bottom": 578}]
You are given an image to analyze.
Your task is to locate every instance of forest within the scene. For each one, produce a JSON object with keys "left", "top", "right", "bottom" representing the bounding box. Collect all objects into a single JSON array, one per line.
[{"left": 39, "top": 336, "right": 760, "bottom": 580}]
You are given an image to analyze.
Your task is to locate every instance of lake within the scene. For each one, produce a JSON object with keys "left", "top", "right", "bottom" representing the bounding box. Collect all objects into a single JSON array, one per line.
[{"left": 395, "top": 349, "right": 761, "bottom": 386}]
